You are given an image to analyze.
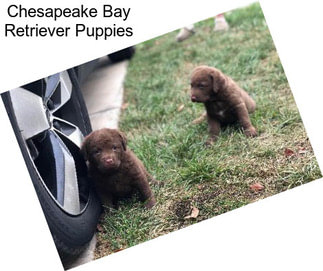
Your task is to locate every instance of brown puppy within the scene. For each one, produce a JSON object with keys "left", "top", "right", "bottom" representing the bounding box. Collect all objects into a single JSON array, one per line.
[
  {"left": 190, "top": 65, "right": 257, "bottom": 144},
  {"left": 81, "top": 128, "right": 156, "bottom": 209}
]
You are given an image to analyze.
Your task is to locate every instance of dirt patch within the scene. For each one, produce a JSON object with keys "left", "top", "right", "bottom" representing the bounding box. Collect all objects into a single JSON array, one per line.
[
  {"left": 95, "top": 233, "right": 111, "bottom": 259},
  {"left": 171, "top": 199, "right": 192, "bottom": 219},
  {"left": 193, "top": 189, "right": 221, "bottom": 204}
]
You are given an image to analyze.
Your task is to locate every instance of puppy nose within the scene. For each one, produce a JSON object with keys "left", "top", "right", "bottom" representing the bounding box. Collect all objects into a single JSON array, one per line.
[
  {"left": 104, "top": 158, "right": 113, "bottom": 165},
  {"left": 191, "top": 95, "right": 197, "bottom": 102}
]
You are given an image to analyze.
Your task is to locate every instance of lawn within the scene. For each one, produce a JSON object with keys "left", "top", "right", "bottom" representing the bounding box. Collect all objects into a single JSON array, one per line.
[{"left": 95, "top": 2, "right": 321, "bottom": 258}]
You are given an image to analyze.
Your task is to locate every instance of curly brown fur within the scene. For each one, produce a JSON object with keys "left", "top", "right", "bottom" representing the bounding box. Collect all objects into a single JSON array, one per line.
[
  {"left": 81, "top": 128, "right": 156, "bottom": 209},
  {"left": 190, "top": 65, "right": 257, "bottom": 145}
]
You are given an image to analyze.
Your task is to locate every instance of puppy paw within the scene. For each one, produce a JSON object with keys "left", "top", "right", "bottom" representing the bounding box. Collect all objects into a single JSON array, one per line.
[
  {"left": 244, "top": 126, "right": 257, "bottom": 137},
  {"left": 205, "top": 134, "right": 219, "bottom": 146},
  {"left": 144, "top": 197, "right": 156, "bottom": 209},
  {"left": 149, "top": 178, "right": 164, "bottom": 187},
  {"left": 205, "top": 138, "right": 215, "bottom": 147}
]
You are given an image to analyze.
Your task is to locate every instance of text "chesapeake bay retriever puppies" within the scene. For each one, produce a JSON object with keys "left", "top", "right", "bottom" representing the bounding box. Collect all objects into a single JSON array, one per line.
[
  {"left": 190, "top": 65, "right": 257, "bottom": 144},
  {"left": 81, "top": 128, "right": 156, "bottom": 209}
]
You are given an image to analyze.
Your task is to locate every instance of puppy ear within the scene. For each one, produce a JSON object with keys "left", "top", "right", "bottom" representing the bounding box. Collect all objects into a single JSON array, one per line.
[
  {"left": 209, "top": 68, "right": 227, "bottom": 93},
  {"left": 118, "top": 131, "right": 127, "bottom": 151},
  {"left": 80, "top": 135, "right": 90, "bottom": 161}
]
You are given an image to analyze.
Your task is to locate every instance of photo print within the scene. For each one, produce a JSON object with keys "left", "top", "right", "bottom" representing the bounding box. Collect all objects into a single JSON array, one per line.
[{"left": 1, "top": 2, "right": 321, "bottom": 270}]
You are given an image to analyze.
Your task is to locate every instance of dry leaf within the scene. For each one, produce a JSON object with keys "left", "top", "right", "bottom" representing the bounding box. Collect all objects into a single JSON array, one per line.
[
  {"left": 298, "top": 147, "right": 307, "bottom": 155},
  {"left": 121, "top": 103, "right": 129, "bottom": 110},
  {"left": 284, "top": 148, "right": 295, "bottom": 157},
  {"left": 114, "top": 248, "right": 125, "bottom": 253},
  {"left": 192, "top": 112, "right": 207, "bottom": 124},
  {"left": 184, "top": 206, "right": 199, "bottom": 219},
  {"left": 97, "top": 224, "right": 104, "bottom": 232},
  {"left": 159, "top": 141, "right": 168, "bottom": 147},
  {"left": 190, "top": 207, "right": 199, "bottom": 218},
  {"left": 177, "top": 104, "right": 185, "bottom": 112},
  {"left": 250, "top": 183, "right": 264, "bottom": 192}
]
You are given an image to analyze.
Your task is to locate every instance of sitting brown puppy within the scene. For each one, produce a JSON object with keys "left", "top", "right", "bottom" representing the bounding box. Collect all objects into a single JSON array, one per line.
[
  {"left": 81, "top": 128, "right": 156, "bottom": 209},
  {"left": 190, "top": 65, "right": 257, "bottom": 144}
]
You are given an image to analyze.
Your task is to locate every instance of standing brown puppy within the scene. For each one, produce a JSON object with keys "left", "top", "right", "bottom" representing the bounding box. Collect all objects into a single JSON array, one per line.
[
  {"left": 81, "top": 128, "right": 156, "bottom": 209},
  {"left": 190, "top": 65, "right": 257, "bottom": 145}
]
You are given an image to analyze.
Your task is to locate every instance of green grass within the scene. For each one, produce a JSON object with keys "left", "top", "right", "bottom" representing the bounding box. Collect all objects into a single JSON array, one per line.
[{"left": 95, "top": 2, "right": 322, "bottom": 258}]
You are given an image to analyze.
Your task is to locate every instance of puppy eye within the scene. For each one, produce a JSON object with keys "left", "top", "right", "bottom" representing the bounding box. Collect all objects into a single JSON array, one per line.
[
  {"left": 112, "top": 146, "right": 117, "bottom": 151},
  {"left": 93, "top": 149, "right": 101, "bottom": 155}
]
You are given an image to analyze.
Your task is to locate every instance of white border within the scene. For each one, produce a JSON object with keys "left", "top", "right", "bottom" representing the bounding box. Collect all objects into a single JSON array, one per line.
[{"left": 1, "top": 0, "right": 322, "bottom": 270}]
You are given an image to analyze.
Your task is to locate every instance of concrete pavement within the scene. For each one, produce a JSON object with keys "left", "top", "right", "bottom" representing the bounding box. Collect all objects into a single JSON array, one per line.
[{"left": 82, "top": 57, "right": 128, "bottom": 130}]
